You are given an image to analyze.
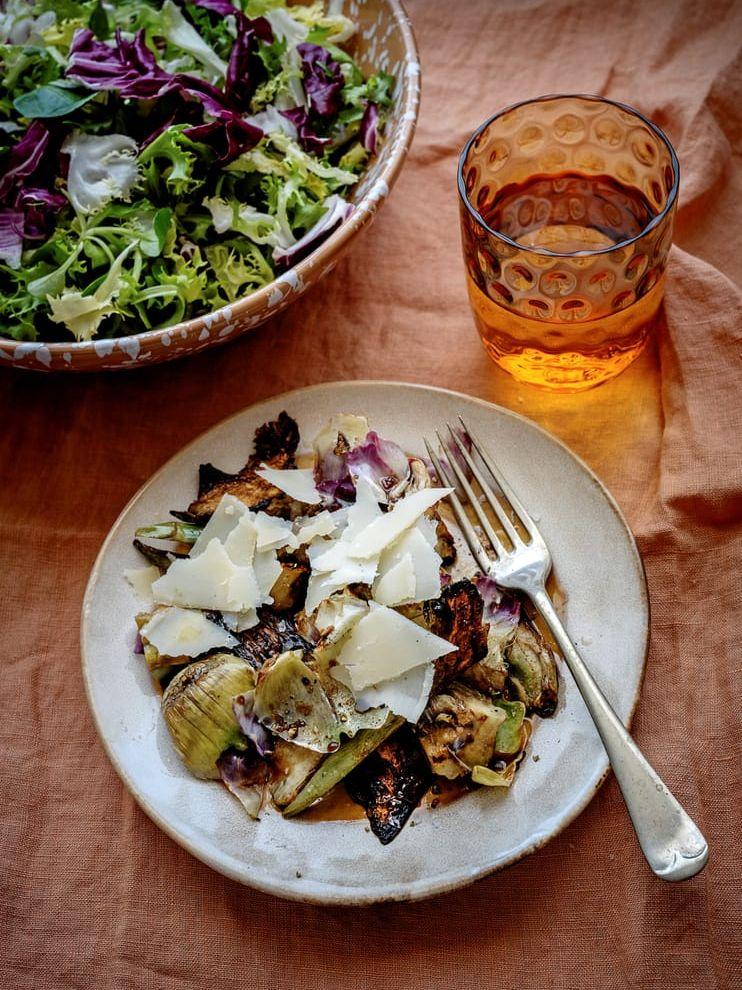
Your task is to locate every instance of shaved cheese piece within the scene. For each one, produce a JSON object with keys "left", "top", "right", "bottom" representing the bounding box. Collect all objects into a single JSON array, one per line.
[
  {"left": 342, "top": 478, "right": 382, "bottom": 541},
  {"left": 253, "top": 511, "right": 297, "bottom": 551},
  {"left": 346, "top": 487, "right": 453, "bottom": 559},
  {"left": 221, "top": 608, "right": 259, "bottom": 632},
  {"left": 190, "top": 493, "right": 246, "bottom": 556},
  {"left": 254, "top": 549, "right": 282, "bottom": 604},
  {"left": 354, "top": 662, "right": 435, "bottom": 723},
  {"left": 294, "top": 510, "right": 338, "bottom": 545},
  {"left": 140, "top": 606, "right": 238, "bottom": 658},
  {"left": 152, "top": 538, "right": 261, "bottom": 612},
  {"left": 416, "top": 513, "right": 439, "bottom": 547},
  {"left": 316, "top": 594, "right": 369, "bottom": 644},
  {"left": 223, "top": 514, "right": 258, "bottom": 565},
  {"left": 124, "top": 565, "right": 161, "bottom": 600},
  {"left": 255, "top": 465, "right": 322, "bottom": 504},
  {"left": 336, "top": 603, "right": 456, "bottom": 691},
  {"left": 373, "top": 523, "right": 442, "bottom": 606},
  {"left": 304, "top": 550, "right": 379, "bottom": 614},
  {"left": 372, "top": 552, "right": 416, "bottom": 607}
]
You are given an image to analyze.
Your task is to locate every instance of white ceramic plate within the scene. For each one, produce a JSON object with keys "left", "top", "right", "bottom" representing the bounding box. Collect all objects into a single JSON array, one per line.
[{"left": 81, "top": 381, "right": 648, "bottom": 904}]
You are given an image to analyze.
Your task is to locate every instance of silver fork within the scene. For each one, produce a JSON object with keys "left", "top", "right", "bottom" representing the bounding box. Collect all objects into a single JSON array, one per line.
[{"left": 425, "top": 417, "right": 708, "bottom": 882}]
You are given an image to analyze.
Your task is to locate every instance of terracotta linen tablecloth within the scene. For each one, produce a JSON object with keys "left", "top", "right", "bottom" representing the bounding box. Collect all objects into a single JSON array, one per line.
[{"left": 1, "top": 1, "right": 741, "bottom": 987}]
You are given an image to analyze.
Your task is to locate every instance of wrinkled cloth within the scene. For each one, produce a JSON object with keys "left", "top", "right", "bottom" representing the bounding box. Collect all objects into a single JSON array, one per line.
[{"left": 0, "top": 1, "right": 740, "bottom": 988}]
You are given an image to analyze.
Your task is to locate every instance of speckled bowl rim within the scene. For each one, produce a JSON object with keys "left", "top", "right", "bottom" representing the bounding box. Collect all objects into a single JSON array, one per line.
[
  {"left": 0, "top": 0, "right": 420, "bottom": 370},
  {"left": 457, "top": 93, "right": 680, "bottom": 259},
  {"left": 80, "top": 381, "right": 650, "bottom": 905}
]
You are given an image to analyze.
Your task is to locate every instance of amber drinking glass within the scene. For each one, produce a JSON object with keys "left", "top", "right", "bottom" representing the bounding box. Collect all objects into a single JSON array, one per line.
[{"left": 458, "top": 95, "right": 679, "bottom": 390}]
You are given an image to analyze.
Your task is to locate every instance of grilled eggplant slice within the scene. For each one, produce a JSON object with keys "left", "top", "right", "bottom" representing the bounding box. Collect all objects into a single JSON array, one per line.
[
  {"left": 424, "top": 581, "right": 489, "bottom": 690},
  {"left": 230, "top": 609, "right": 311, "bottom": 670},
  {"left": 346, "top": 724, "right": 433, "bottom": 844},
  {"left": 182, "top": 412, "right": 300, "bottom": 523},
  {"left": 506, "top": 620, "right": 559, "bottom": 717},
  {"left": 133, "top": 538, "right": 187, "bottom": 572},
  {"left": 418, "top": 683, "right": 507, "bottom": 779}
]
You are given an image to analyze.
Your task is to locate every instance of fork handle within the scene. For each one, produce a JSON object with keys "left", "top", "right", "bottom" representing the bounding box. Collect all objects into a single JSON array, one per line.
[{"left": 532, "top": 588, "right": 709, "bottom": 881}]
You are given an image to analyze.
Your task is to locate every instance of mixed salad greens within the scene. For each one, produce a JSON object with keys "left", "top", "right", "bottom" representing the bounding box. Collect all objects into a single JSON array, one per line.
[
  {"left": 126, "top": 412, "right": 560, "bottom": 844},
  {"left": 0, "top": 0, "right": 393, "bottom": 342}
]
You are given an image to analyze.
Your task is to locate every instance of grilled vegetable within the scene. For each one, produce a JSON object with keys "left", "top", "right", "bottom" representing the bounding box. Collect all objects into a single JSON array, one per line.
[
  {"left": 162, "top": 653, "right": 256, "bottom": 779},
  {"left": 493, "top": 700, "right": 527, "bottom": 755},
  {"left": 254, "top": 650, "right": 340, "bottom": 753},
  {"left": 182, "top": 413, "right": 300, "bottom": 523},
  {"left": 506, "top": 621, "right": 559, "bottom": 717},
  {"left": 462, "top": 591, "right": 520, "bottom": 696},
  {"left": 231, "top": 609, "right": 311, "bottom": 670},
  {"left": 269, "top": 740, "right": 324, "bottom": 809},
  {"left": 270, "top": 555, "right": 310, "bottom": 612},
  {"left": 133, "top": 538, "right": 186, "bottom": 572},
  {"left": 346, "top": 724, "right": 433, "bottom": 843},
  {"left": 135, "top": 521, "right": 203, "bottom": 544},
  {"left": 425, "top": 581, "right": 489, "bottom": 690},
  {"left": 217, "top": 747, "right": 270, "bottom": 819},
  {"left": 418, "top": 683, "right": 507, "bottom": 779},
  {"left": 283, "top": 715, "right": 404, "bottom": 816}
]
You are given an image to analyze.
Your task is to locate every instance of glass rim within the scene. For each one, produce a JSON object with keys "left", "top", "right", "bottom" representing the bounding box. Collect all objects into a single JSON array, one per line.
[{"left": 457, "top": 93, "right": 680, "bottom": 259}]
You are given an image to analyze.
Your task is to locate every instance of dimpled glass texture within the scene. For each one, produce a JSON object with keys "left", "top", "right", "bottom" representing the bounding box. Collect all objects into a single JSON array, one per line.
[{"left": 458, "top": 95, "right": 679, "bottom": 390}]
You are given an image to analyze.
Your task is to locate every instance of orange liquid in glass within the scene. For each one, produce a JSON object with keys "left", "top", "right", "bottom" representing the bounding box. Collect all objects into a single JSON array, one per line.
[{"left": 471, "top": 171, "right": 664, "bottom": 390}]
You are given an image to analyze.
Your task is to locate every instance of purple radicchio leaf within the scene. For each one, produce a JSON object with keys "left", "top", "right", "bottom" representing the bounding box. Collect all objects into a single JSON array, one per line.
[
  {"left": 67, "top": 28, "right": 180, "bottom": 100},
  {"left": 217, "top": 747, "right": 267, "bottom": 787},
  {"left": 0, "top": 209, "right": 24, "bottom": 268},
  {"left": 133, "top": 631, "right": 144, "bottom": 655},
  {"left": 0, "top": 121, "right": 50, "bottom": 201},
  {"left": 273, "top": 194, "right": 352, "bottom": 267},
  {"left": 224, "top": 15, "right": 273, "bottom": 110},
  {"left": 346, "top": 430, "right": 411, "bottom": 499},
  {"left": 314, "top": 448, "right": 356, "bottom": 502},
  {"left": 184, "top": 115, "right": 263, "bottom": 163},
  {"left": 473, "top": 575, "right": 521, "bottom": 630},
  {"left": 189, "top": 0, "right": 238, "bottom": 13},
  {"left": 19, "top": 187, "right": 67, "bottom": 241},
  {"left": 359, "top": 101, "right": 379, "bottom": 154},
  {"left": 280, "top": 107, "right": 330, "bottom": 155},
  {"left": 296, "top": 43, "right": 344, "bottom": 118},
  {"left": 232, "top": 692, "right": 274, "bottom": 757}
]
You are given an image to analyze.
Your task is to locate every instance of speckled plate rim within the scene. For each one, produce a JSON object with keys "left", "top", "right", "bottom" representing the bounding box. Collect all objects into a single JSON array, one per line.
[
  {"left": 80, "top": 381, "right": 649, "bottom": 904},
  {"left": 0, "top": 0, "right": 420, "bottom": 372}
]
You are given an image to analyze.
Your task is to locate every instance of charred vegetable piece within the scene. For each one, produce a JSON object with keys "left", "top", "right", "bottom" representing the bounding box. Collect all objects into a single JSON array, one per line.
[
  {"left": 269, "top": 739, "right": 324, "bottom": 809},
  {"left": 231, "top": 609, "right": 311, "bottom": 669},
  {"left": 270, "top": 557, "right": 310, "bottom": 612},
  {"left": 506, "top": 621, "right": 559, "bottom": 717},
  {"left": 462, "top": 590, "right": 520, "bottom": 696},
  {"left": 418, "top": 683, "right": 507, "bottom": 779},
  {"left": 424, "top": 581, "right": 489, "bottom": 690},
  {"left": 254, "top": 649, "right": 340, "bottom": 753},
  {"left": 283, "top": 715, "right": 404, "bottom": 816},
  {"left": 183, "top": 413, "right": 300, "bottom": 523},
  {"left": 162, "top": 653, "right": 255, "bottom": 779},
  {"left": 345, "top": 724, "right": 433, "bottom": 844},
  {"left": 217, "top": 746, "right": 270, "bottom": 819},
  {"left": 135, "top": 521, "right": 203, "bottom": 544},
  {"left": 133, "top": 538, "right": 187, "bottom": 571},
  {"left": 493, "top": 700, "right": 527, "bottom": 755}
]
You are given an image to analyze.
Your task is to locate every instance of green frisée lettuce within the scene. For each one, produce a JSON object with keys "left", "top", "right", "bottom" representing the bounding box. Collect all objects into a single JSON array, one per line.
[{"left": 0, "top": 0, "right": 394, "bottom": 342}]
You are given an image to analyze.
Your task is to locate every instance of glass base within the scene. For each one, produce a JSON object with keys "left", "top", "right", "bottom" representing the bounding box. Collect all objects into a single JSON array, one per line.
[{"left": 481, "top": 335, "right": 648, "bottom": 391}]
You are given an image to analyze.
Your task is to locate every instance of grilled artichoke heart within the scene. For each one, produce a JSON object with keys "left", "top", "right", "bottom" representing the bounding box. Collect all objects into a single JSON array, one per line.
[
  {"left": 162, "top": 653, "right": 256, "bottom": 779},
  {"left": 418, "top": 683, "right": 508, "bottom": 779},
  {"left": 506, "top": 621, "right": 559, "bottom": 717}
]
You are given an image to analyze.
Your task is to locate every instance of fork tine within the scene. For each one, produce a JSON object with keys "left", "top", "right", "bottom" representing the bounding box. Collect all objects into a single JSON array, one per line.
[
  {"left": 436, "top": 429, "right": 509, "bottom": 559},
  {"left": 446, "top": 424, "right": 523, "bottom": 549},
  {"left": 424, "top": 437, "right": 491, "bottom": 575},
  {"left": 459, "top": 416, "right": 540, "bottom": 541}
]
